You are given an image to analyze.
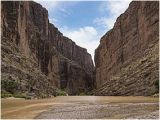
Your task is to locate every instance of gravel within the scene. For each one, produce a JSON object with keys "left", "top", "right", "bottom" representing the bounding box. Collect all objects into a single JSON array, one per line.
[{"left": 36, "top": 103, "right": 159, "bottom": 119}]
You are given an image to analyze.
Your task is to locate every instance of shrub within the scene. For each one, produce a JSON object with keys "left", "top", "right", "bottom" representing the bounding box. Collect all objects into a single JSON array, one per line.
[
  {"left": 1, "top": 79, "right": 19, "bottom": 94},
  {"left": 1, "top": 91, "right": 13, "bottom": 98},
  {"left": 56, "top": 89, "right": 67, "bottom": 96},
  {"left": 13, "top": 93, "right": 26, "bottom": 98},
  {"left": 1, "top": 91, "right": 32, "bottom": 99},
  {"left": 79, "top": 92, "right": 86, "bottom": 96},
  {"left": 13, "top": 93, "right": 32, "bottom": 99}
]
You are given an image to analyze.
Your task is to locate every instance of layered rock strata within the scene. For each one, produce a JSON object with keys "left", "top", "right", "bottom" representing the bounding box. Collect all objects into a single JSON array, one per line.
[
  {"left": 94, "top": 1, "right": 159, "bottom": 95},
  {"left": 1, "top": 1, "right": 94, "bottom": 96}
]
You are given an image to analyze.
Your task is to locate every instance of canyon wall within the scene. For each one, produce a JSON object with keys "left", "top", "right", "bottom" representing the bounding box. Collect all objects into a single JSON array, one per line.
[
  {"left": 94, "top": 1, "right": 159, "bottom": 95},
  {"left": 1, "top": 1, "right": 94, "bottom": 96}
]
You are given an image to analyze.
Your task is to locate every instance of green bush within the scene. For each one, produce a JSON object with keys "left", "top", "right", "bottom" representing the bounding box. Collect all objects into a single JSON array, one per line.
[
  {"left": 13, "top": 93, "right": 32, "bottom": 99},
  {"left": 79, "top": 92, "right": 86, "bottom": 96},
  {"left": 1, "top": 91, "right": 13, "bottom": 98},
  {"left": 1, "top": 79, "right": 18, "bottom": 94},
  {"left": 1, "top": 91, "right": 31, "bottom": 99},
  {"left": 56, "top": 89, "right": 67, "bottom": 96},
  {"left": 13, "top": 93, "right": 26, "bottom": 98}
]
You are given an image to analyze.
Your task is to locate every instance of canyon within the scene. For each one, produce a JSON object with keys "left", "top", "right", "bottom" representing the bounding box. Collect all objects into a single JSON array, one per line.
[{"left": 1, "top": 1, "right": 159, "bottom": 98}]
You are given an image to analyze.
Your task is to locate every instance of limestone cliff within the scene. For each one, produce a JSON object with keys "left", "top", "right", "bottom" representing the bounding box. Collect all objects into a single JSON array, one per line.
[
  {"left": 94, "top": 1, "right": 159, "bottom": 95},
  {"left": 1, "top": 1, "right": 94, "bottom": 96}
]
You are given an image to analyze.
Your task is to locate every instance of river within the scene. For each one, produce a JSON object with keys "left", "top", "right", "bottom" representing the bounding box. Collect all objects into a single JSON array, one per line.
[{"left": 1, "top": 96, "right": 159, "bottom": 119}]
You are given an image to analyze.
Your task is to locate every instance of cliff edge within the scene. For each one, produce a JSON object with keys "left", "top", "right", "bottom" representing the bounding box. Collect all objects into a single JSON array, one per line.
[
  {"left": 1, "top": 1, "right": 94, "bottom": 97},
  {"left": 94, "top": 1, "right": 159, "bottom": 95}
]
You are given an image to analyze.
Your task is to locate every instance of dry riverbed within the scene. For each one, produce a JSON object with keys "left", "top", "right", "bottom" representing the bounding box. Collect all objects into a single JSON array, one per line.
[{"left": 1, "top": 96, "right": 159, "bottom": 119}]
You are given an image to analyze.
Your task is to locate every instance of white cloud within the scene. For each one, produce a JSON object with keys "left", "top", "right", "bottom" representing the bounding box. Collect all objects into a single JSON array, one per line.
[
  {"left": 34, "top": 1, "right": 59, "bottom": 11},
  {"left": 60, "top": 26, "right": 101, "bottom": 61},
  {"left": 34, "top": 1, "right": 72, "bottom": 24},
  {"left": 106, "top": 0, "right": 132, "bottom": 17},
  {"left": 65, "top": 27, "right": 97, "bottom": 42},
  {"left": 49, "top": 18, "right": 58, "bottom": 25},
  {"left": 94, "top": 0, "right": 131, "bottom": 30},
  {"left": 94, "top": 17, "right": 115, "bottom": 29}
]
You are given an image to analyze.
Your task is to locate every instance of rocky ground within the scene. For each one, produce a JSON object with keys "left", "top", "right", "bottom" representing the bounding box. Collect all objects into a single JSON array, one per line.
[
  {"left": 2, "top": 96, "right": 159, "bottom": 119},
  {"left": 36, "top": 102, "right": 159, "bottom": 119}
]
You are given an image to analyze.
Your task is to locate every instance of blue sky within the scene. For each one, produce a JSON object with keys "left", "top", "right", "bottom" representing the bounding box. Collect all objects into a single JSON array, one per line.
[{"left": 35, "top": 0, "right": 131, "bottom": 60}]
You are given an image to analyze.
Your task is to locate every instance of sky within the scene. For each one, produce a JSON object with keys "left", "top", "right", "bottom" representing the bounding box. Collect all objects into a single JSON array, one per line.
[{"left": 35, "top": 0, "right": 131, "bottom": 61}]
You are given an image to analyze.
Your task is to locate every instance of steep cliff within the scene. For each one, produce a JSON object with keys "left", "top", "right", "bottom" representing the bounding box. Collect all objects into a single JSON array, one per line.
[
  {"left": 94, "top": 1, "right": 159, "bottom": 95},
  {"left": 1, "top": 1, "right": 94, "bottom": 97},
  {"left": 48, "top": 23, "right": 94, "bottom": 94}
]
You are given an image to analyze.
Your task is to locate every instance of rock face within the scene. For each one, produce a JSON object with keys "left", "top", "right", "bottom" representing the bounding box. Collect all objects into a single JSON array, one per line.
[
  {"left": 94, "top": 1, "right": 159, "bottom": 95},
  {"left": 1, "top": 1, "right": 94, "bottom": 96},
  {"left": 48, "top": 23, "right": 94, "bottom": 94}
]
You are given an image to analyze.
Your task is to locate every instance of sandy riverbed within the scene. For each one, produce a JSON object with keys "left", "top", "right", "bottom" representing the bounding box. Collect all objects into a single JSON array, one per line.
[{"left": 1, "top": 96, "right": 159, "bottom": 119}]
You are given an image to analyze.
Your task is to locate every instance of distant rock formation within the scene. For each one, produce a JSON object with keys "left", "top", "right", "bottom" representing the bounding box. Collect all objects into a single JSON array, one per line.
[
  {"left": 1, "top": 1, "right": 94, "bottom": 97},
  {"left": 94, "top": 1, "right": 159, "bottom": 95}
]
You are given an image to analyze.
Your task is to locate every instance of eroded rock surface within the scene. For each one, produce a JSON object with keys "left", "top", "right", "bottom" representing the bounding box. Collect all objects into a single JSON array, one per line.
[
  {"left": 1, "top": 1, "right": 94, "bottom": 96},
  {"left": 94, "top": 1, "right": 159, "bottom": 95}
]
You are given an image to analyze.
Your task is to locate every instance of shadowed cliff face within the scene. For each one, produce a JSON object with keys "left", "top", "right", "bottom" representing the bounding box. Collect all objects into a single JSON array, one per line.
[
  {"left": 94, "top": 1, "right": 159, "bottom": 95},
  {"left": 1, "top": 1, "right": 94, "bottom": 96}
]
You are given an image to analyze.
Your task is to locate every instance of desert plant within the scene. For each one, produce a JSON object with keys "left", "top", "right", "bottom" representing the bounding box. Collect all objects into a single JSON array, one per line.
[
  {"left": 1, "top": 79, "right": 19, "bottom": 94},
  {"left": 1, "top": 91, "right": 13, "bottom": 98},
  {"left": 13, "top": 93, "right": 26, "bottom": 98},
  {"left": 56, "top": 89, "right": 67, "bottom": 96},
  {"left": 79, "top": 92, "right": 86, "bottom": 96},
  {"left": 13, "top": 93, "right": 32, "bottom": 99}
]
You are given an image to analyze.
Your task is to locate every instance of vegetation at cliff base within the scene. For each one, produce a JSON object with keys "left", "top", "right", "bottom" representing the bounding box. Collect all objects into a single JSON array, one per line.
[
  {"left": 56, "top": 89, "right": 68, "bottom": 96},
  {"left": 1, "top": 91, "right": 31, "bottom": 99},
  {"left": 155, "top": 80, "right": 159, "bottom": 90}
]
